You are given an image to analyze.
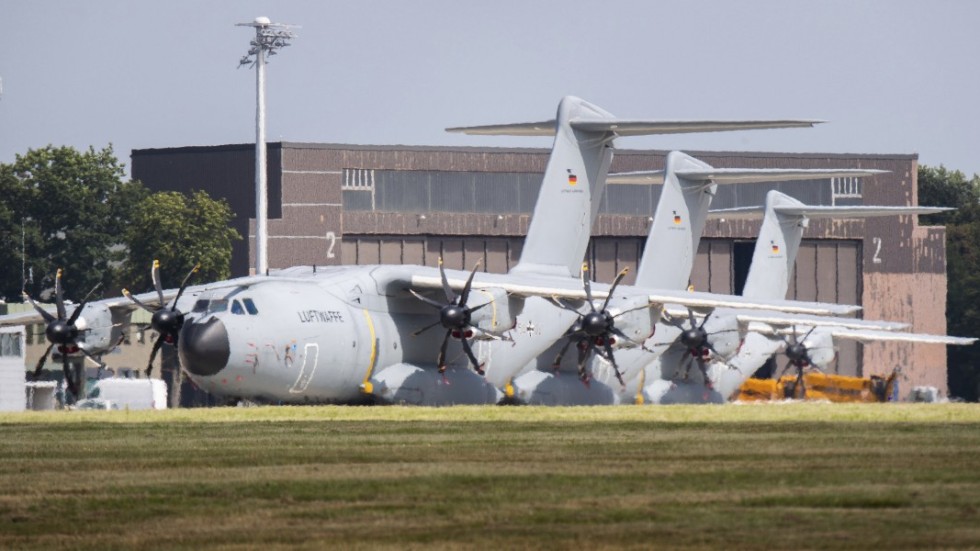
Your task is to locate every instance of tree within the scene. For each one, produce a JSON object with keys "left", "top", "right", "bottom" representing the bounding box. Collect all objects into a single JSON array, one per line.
[
  {"left": 0, "top": 145, "right": 145, "bottom": 302},
  {"left": 917, "top": 164, "right": 980, "bottom": 400},
  {"left": 118, "top": 190, "right": 241, "bottom": 293}
]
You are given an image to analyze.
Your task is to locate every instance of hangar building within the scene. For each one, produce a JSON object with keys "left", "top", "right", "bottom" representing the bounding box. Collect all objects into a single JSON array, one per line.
[{"left": 131, "top": 143, "right": 949, "bottom": 394}]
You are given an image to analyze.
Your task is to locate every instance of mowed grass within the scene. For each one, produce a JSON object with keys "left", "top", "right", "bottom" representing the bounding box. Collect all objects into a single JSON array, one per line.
[{"left": 2, "top": 403, "right": 980, "bottom": 550}]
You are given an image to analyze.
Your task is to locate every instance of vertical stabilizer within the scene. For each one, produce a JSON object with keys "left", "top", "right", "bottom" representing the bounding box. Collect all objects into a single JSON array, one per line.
[
  {"left": 741, "top": 191, "right": 807, "bottom": 300},
  {"left": 633, "top": 151, "right": 716, "bottom": 289},
  {"left": 509, "top": 97, "right": 616, "bottom": 278}
]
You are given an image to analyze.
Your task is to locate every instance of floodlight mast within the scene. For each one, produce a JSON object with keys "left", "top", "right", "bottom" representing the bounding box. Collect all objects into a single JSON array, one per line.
[{"left": 237, "top": 16, "right": 296, "bottom": 275}]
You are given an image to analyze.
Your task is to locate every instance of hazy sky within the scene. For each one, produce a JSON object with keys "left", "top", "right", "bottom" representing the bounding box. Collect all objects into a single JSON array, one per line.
[{"left": 2, "top": 1, "right": 978, "bottom": 178}]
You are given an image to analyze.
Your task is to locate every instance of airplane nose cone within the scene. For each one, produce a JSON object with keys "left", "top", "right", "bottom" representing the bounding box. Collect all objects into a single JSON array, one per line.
[{"left": 180, "top": 317, "right": 230, "bottom": 377}]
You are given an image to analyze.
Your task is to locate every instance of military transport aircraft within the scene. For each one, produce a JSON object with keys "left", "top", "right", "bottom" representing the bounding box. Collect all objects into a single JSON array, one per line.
[
  {"left": 0, "top": 96, "right": 853, "bottom": 404},
  {"left": 636, "top": 190, "right": 975, "bottom": 404},
  {"left": 505, "top": 151, "right": 905, "bottom": 405}
]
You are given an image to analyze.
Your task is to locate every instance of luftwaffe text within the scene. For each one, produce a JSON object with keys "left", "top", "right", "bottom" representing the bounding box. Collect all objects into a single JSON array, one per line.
[{"left": 297, "top": 310, "right": 345, "bottom": 323}]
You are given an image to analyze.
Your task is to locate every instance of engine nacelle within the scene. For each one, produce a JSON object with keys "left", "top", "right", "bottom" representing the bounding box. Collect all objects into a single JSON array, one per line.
[
  {"left": 800, "top": 328, "right": 836, "bottom": 369},
  {"left": 74, "top": 302, "right": 116, "bottom": 355},
  {"left": 702, "top": 313, "right": 741, "bottom": 359},
  {"left": 608, "top": 295, "right": 656, "bottom": 346},
  {"left": 466, "top": 287, "right": 520, "bottom": 334}
]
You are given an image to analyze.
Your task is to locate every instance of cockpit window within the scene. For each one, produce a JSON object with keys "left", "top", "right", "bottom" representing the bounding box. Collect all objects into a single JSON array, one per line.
[
  {"left": 231, "top": 300, "right": 245, "bottom": 315},
  {"left": 242, "top": 298, "right": 259, "bottom": 315},
  {"left": 192, "top": 299, "right": 209, "bottom": 313},
  {"left": 207, "top": 300, "right": 228, "bottom": 314}
]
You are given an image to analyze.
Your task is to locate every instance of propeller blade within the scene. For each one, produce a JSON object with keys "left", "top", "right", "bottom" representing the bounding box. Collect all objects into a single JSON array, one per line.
[
  {"left": 695, "top": 356, "right": 712, "bottom": 388},
  {"left": 438, "top": 258, "right": 456, "bottom": 304},
  {"left": 146, "top": 335, "right": 166, "bottom": 377},
  {"left": 54, "top": 269, "right": 66, "bottom": 320},
  {"left": 468, "top": 301, "right": 492, "bottom": 314},
  {"left": 793, "top": 367, "right": 806, "bottom": 399},
  {"left": 122, "top": 288, "right": 156, "bottom": 314},
  {"left": 152, "top": 260, "right": 165, "bottom": 306},
  {"left": 580, "top": 263, "right": 596, "bottom": 312},
  {"left": 551, "top": 338, "right": 575, "bottom": 370},
  {"left": 460, "top": 338, "right": 484, "bottom": 376},
  {"left": 171, "top": 263, "right": 201, "bottom": 310},
  {"left": 67, "top": 282, "right": 102, "bottom": 326},
  {"left": 549, "top": 296, "right": 582, "bottom": 314},
  {"left": 34, "top": 343, "right": 54, "bottom": 378},
  {"left": 61, "top": 354, "right": 77, "bottom": 399},
  {"left": 436, "top": 330, "right": 451, "bottom": 373},
  {"left": 412, "top": 319, "right": 443, "bottom": 337},
  {"left": 458, "top": 260, "right": 482, "bottom": 307},
  {"left": 610, "top": 302, "right": 653, "bottom": 320},
  {"left": 599, "top": 267, "right": 630, "bottom": 313},
  {"left": 74, "top": 363, "right": 85, "bottom": 401},
  {"left": 697, "top": 310, "right": 714, "bottom": 331},
  {"left": 664, "top": 315, "right": 686, "bottom": 331},
  {"left": 687, "top": 308, "right": 697, "bottom": 330},
  {"left": 577, "top": 339, "right": 595, "bottom": 383},
  {"left": 408, "top": 289, "right": 447, "bottom": 309},
  {"left": 23, "top": 293, "right": 55, "bottom": 323},
  {"left": 601, "top": 339, "right": 626, "bottom": 387}
]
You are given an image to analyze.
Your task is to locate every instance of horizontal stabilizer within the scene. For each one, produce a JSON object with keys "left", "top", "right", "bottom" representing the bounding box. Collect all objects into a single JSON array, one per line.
[
  {"left": 446, "top": 120, "right": 558, "bottom": 136},
  {"left": 710, "top": 204, "right": 952, "bottom": 220},
  {"left": 608, "top": 167, "right": 884, "bottom": 186},
  {"left": 448, "top": 119, "right": 823, "bottom": 137}
]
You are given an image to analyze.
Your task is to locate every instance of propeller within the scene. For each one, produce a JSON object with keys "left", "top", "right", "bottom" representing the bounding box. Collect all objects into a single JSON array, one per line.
[
  {"left": 551, "top": 263, "right": 646, "bottom": 387},
  {"left": 775, "top": 326, "right": 818, "bottom": 399},
  {"left": 123, "top": 260, "right": 200, "bottom": 377},
  {"left": 23, "top": 269, "right": 102, "bottom": 401},
  {"left": 408, "top": 259, "right": 491, "bottom": 375},
  {"left": 662, "top": 309, "right": 720, "bottom": 388}
]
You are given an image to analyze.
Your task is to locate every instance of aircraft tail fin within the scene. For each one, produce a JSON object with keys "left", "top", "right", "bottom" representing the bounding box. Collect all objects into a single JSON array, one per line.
[
  {"left": 722, "top": 190, "right": 948, "bottom": 300},
  {"left": 629, "top": 164, "right": 885, "bottom": 289},
  {"left": 632, "top": 151, "right": 715, "bottom": 289},
  {"left": 448, "top": 98, "right": 823, "bottom": 279},
  {"left": 487, "top": 96, "right": 618, "bottom": 278}
]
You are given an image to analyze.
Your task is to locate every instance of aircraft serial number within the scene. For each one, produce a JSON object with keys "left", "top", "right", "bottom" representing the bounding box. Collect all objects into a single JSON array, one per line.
[{"left": 297, "top": 310, "right": 345, "bottom": 323}]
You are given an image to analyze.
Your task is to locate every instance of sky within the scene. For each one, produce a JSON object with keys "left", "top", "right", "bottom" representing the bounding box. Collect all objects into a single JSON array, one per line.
[{"left": 2, "top": 0, "right": 979, "bottom": 178}]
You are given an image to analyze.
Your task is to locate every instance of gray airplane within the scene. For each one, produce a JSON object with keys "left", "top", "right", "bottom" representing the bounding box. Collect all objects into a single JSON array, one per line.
[
  {"left": 1, "top": 96, "right": 856, "bottom": 405},
  {"left": 506, "top": 151, "right": 895, "bottom": 405},
  {"left": 638, "top": 190, "right": 975, "bottom": 404}
]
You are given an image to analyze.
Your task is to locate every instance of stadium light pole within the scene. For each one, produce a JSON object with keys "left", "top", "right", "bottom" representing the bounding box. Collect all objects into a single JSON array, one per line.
[{"left": 237, "top": 16, "right": 296, "bottom": 275}]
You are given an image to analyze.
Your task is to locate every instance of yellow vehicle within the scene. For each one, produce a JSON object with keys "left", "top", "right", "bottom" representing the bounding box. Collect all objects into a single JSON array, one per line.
[{"left": 736, "top": 371, "right": 897, "bottom": 403}]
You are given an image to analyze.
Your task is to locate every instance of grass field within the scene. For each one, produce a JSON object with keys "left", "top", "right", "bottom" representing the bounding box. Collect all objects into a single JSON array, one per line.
[{"left": 2, "top": 403, "right": 980, "bottom": 549}]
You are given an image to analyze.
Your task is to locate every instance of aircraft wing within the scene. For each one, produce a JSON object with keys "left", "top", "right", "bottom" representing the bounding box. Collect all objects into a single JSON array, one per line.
[
  {"left": 730, "top": 311, "right": 910, "bottom": 332},
  {"left": 795, "top": 327, "right": 977, "bottom": 346},
  {"left": 447, "top": 119, "right": 823, "bottom": 137},
  {"left": 409, "top": 272, "right": 859, "bottom": 316}
]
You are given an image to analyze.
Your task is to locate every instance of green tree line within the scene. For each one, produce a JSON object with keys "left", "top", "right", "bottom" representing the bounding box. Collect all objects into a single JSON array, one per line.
[
  {"left": 0, "top": 145, "right": 239, "bottom": 303},
  {"left": 918, "top": 164, "right": 980, "bottom": 401}
]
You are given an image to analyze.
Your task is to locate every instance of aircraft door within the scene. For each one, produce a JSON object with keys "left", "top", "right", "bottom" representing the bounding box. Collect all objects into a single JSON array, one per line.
[{"left": 288, "top": 342, "right": 320, "bottom": 395}]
